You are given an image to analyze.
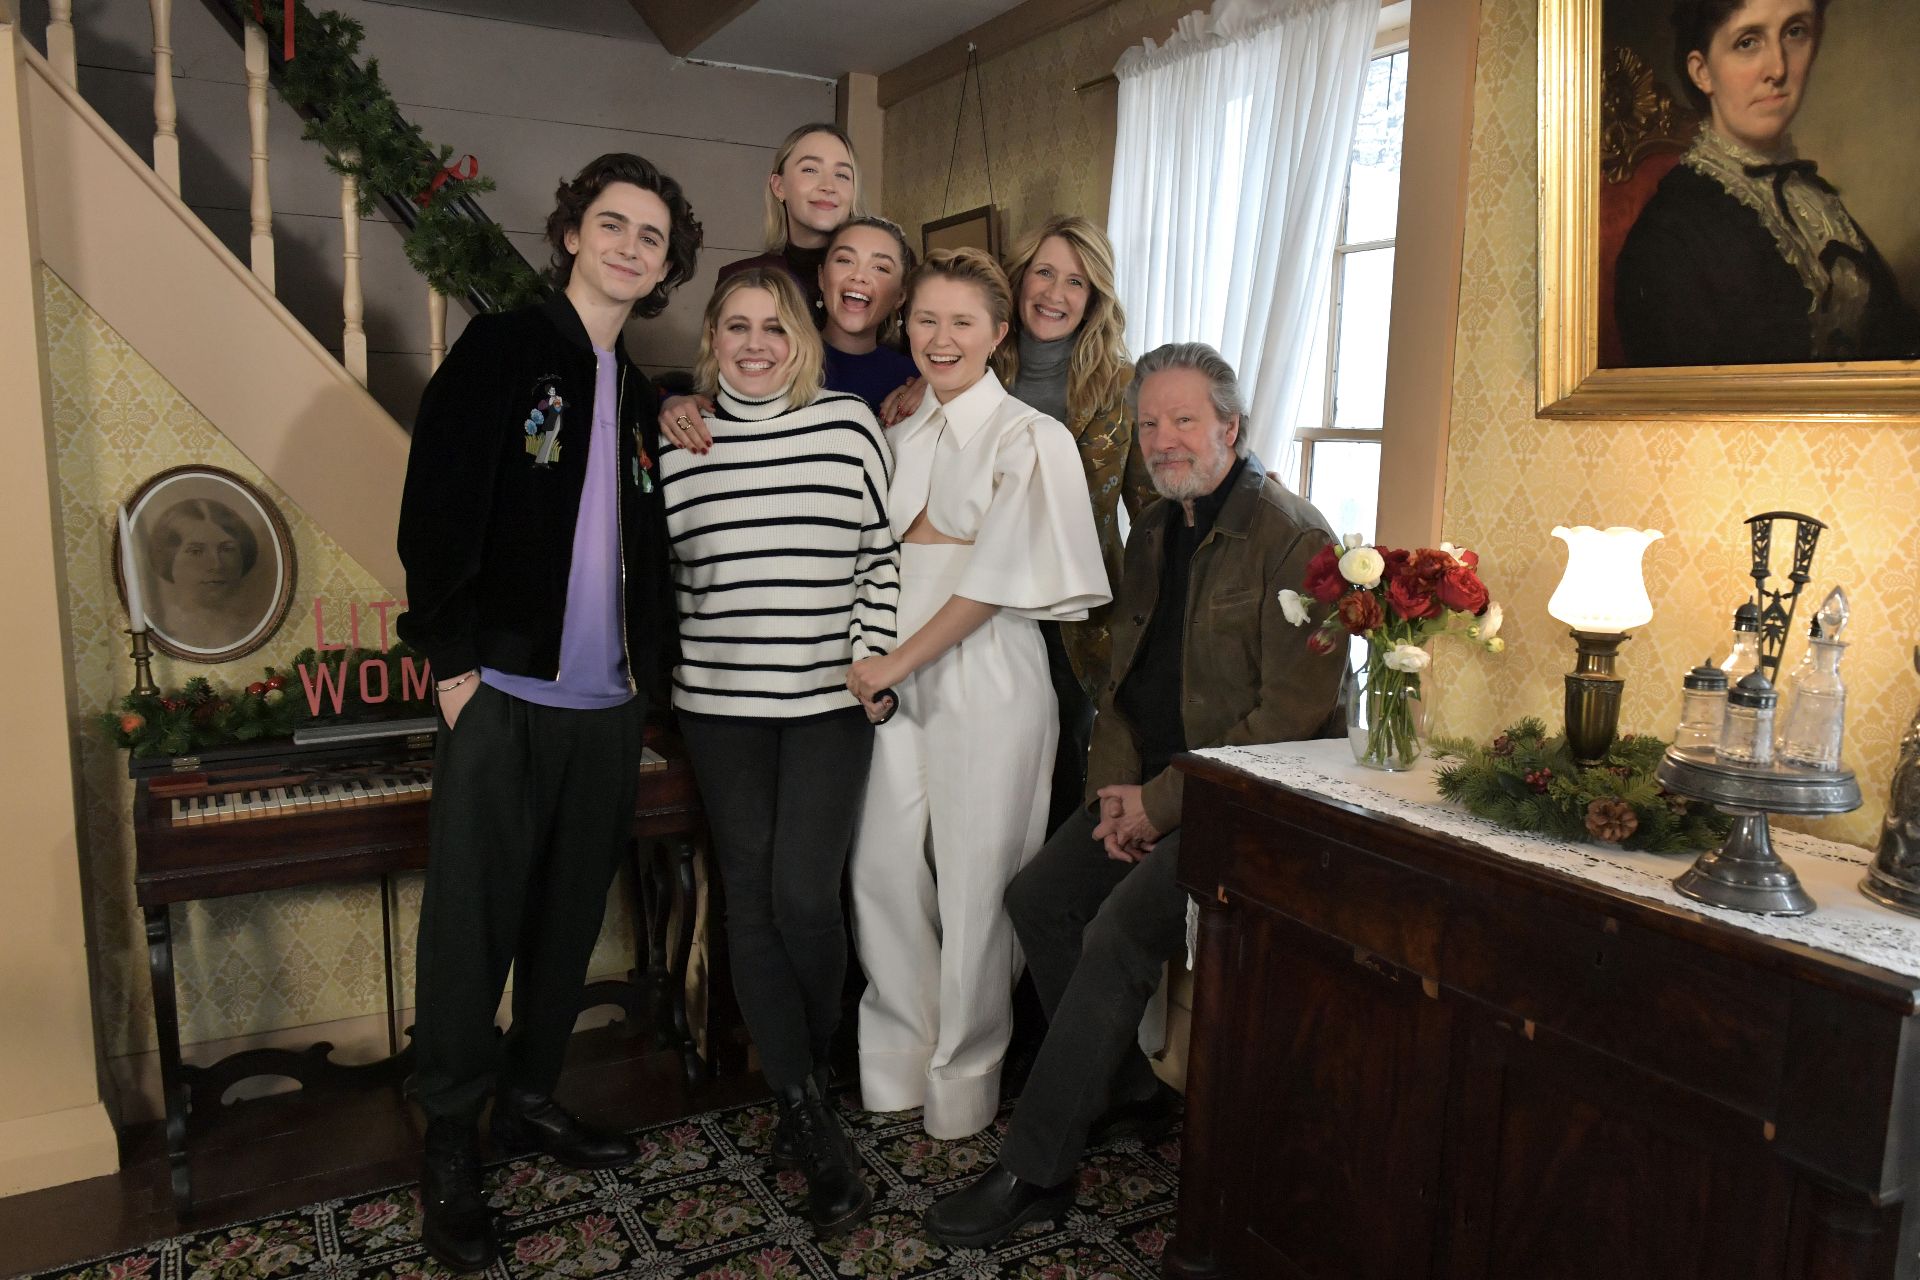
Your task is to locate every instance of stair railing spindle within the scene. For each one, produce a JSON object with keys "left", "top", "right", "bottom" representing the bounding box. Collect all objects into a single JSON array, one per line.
[
  {"left": 148, "top": 0, "right": 180, "bottom": 192},
  {"left": 244, "top": 21, "right": 275, "bottom": 290}
]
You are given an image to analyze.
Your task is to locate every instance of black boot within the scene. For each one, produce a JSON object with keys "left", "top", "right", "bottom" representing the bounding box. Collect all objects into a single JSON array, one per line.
[
  {"left": 775, "top": 1076, "right": 872, "bottom": 1236},
  {"left": 924, "top": 1162, "right": 1073, "bottom": 1250},
  {"left": 1086, "top": 1081, "right": 1180, "bottom": 1150},
  {"left": 491, "top": 1088, "right": 636, "bottom": 1169},
  {"left": 770, "top": 1065, "right": 834, "bottom": 1171},
  {"left": 420, "top": 1117, "right": 497, "bottom": 1272}
]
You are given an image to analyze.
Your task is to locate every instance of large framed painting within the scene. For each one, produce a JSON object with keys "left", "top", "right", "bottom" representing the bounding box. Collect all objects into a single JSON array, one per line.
[
  {"left": 114, "top": 466, "right": 298, "bottom": 664},
  {"left": 1538, "top": 0, "right": 1920, "bottom": 417},
  {"left": 922, "top": 205, "right": 1000, "bottom": 260}
]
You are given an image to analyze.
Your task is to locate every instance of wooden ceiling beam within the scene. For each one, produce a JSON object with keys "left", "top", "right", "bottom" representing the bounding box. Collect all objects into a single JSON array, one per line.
[
  {"left": 877, "top": 0, "right": 1115, "bottom": 108},
  {"left": 624, "top": 0, "right": 761, "bottom": 58}
]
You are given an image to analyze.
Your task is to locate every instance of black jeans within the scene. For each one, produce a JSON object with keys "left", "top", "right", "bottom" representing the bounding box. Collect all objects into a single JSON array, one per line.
[
  {"left": 411, "top": 681, "right": 646, "bottom": 1122},
  {"left": 999, "top": 806, "right": 1188, "bottom": 1186},
  {"left": 1043, "top": 622, "right": 1097, "bottom": 837},
  {"left": 681, "top": 709, "right": 874, "bottom": 1091}
]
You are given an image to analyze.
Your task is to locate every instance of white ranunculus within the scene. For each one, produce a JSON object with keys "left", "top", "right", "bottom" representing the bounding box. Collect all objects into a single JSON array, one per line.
[
  {"left": 1478, "top": 601, "right": 1504, "bottom": 641},
  {"left": 1277, "top": 588, "right": 1311, "bottom": 626},
  {"left": 1342, "top": 532, "right": 1368, "bottom": 550},
  {"left": 1384, "top": 643, "right": 1431, "bottom": 673},
  {"left": 1338, "top": 546, "right": 1386, "bottom": 587},
  {"left": 1440, "top": 540, "right": 1472, "bottom": 565}
]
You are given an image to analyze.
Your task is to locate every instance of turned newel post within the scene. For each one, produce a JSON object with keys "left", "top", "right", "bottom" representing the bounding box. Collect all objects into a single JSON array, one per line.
[
  {"left": 243, "top": 21, "right": 275, "bottom": 289},
  {"left": 148, "top": 0, "right": 180, "bottom": 193},
  {"left": 47, "top": 0, "right": 77, "bottom": 87},
  {"left": 427, "top": 287, "right": 447, "bottom": 373},
  {"left": 340, "top": 149, "right": 368, "bottom": 384}
]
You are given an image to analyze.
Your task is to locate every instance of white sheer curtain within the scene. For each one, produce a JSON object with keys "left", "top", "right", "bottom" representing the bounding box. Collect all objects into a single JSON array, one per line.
[{"left": 1107, "top": 0, "right": 1377, "bottom": 485}]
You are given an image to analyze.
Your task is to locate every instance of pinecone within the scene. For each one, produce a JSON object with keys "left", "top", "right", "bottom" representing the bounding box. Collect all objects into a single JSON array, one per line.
[
  {"left": 1585, "top": 797, "right": 1639, "bottom": 843},
  {"left": 1491, "top": 733, "right": 1514, "bottom": 757}
]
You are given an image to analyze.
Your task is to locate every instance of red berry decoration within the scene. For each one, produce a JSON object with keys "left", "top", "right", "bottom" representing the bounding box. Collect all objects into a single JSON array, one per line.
[
  {"left": 246, "top": 682, "right": 268, "bottom": 696},
  {"left": 161, "top": 698, "right": 181, "bottom": 712},
  {"left": 265, "top": 674, "right": 288, "bottom": 691},
  {"left": 118, "top": 712, "right": 145, "bottom": 735},
  {"left": 1524, "top": 767, "right": 1554, "bottom": 794}
]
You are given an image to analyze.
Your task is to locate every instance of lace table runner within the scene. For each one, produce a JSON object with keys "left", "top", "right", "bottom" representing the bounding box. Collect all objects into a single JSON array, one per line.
[{"left": 1190, "top": 739, "right": 1920, "bottom": 981}]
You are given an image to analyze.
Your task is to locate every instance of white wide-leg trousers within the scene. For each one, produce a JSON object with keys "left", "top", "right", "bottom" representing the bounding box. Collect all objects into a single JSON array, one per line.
[{"left": 851, "top": 542, "right": 1058, "bottom": 1140}]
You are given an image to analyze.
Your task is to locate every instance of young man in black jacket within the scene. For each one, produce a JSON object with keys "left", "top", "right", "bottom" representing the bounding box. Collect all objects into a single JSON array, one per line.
[{"left": 394, "top": 153, "right": 701, "bottom": 1271}]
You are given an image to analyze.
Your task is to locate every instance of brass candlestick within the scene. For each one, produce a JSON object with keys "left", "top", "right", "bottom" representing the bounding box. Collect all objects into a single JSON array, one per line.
[{"left": 129, "top": 628, "right": 159, "bottom": 698}]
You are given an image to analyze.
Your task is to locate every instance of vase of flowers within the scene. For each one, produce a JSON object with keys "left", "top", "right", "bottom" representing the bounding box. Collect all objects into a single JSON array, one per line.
[{"left": 1282, "top": 537, "right": 1504, "bottom": 771}]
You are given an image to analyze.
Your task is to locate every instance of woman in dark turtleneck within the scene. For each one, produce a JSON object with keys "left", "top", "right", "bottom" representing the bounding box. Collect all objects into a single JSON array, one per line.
[{"left": 715, "top": 122, "right": 862, "bottom": 322}]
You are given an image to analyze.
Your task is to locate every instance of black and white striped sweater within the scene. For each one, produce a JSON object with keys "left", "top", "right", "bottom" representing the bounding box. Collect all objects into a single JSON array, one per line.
[{"left": 658, "top": 380, "right": 899, "bottom": 719}]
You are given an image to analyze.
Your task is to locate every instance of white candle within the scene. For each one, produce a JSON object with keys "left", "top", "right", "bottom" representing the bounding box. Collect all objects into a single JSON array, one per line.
[{"left": 117, "top": 503, "right": 147, "bottom": 632}]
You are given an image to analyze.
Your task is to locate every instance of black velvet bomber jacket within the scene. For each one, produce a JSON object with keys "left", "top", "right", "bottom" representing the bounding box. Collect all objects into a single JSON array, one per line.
[{"left": 394, "top": 292, "right": 674, "bottom": 692}]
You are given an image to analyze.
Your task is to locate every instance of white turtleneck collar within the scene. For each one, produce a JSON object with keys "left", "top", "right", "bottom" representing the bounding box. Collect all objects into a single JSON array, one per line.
[{"left": 715, "top": 374, "right": 797, "bottom": 421}]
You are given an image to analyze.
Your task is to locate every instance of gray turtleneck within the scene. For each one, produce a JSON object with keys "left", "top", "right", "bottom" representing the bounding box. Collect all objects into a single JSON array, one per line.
[{"left": 1013, "top": 330, "right": 1074, "bottom": 427}]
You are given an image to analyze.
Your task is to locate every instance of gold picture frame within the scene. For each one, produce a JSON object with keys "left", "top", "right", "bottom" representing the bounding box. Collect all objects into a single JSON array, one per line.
[{"left": 1535, "top": 0, "right": 1920, "bottom": 419}]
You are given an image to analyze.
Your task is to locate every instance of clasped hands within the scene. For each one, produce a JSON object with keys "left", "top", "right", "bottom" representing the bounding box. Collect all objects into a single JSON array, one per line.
[
  {"left": 846, "top": 654, "right": 905, "bottom": 724},
  {"left": 1093, "top": 784, "right": 1159, "bottom": 863}
]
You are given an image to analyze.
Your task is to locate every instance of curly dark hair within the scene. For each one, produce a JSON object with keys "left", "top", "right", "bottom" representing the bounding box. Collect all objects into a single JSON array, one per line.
[
  {"left": 1670, "top": 0, "right": 1831, "bottom": 115},
  {"left": 544, "top": 153, "right": 703, "bottom": 319}
]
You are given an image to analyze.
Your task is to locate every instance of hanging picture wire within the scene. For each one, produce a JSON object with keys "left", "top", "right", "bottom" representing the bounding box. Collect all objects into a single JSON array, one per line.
[{"left": 923, "top": 43, "right": 999, "bottom": 257}]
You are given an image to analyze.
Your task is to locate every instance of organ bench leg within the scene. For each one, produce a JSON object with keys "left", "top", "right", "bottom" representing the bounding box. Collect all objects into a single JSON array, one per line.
[{"left": 144, "top": 903, "right": 192, "bottom": 1216}]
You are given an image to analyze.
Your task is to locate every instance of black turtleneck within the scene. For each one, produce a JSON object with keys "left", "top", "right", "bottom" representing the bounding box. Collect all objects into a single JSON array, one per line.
[{"left": 1116, "top": 455, "right": 1247, "bottom": 785}]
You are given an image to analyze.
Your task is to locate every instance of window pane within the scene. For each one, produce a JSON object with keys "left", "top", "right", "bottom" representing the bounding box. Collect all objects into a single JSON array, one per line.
[
  {"left": 1333, "top": 247, "right": 1394, "bottom": 430},
  {"left": 1306, "top": 440, "right": 1381, "bottom": 546},
  {"left": 1344, "top": 51, "right": 1407, "bottom": 245},
  {"left": 1291, "top": 286, "right": 1331, "bottom": 432}
]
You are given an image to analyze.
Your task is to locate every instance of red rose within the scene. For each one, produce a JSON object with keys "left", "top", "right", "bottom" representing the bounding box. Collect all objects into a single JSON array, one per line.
[
  {"left": 1303, "top": 544, "right": 1344, "bottom": 604},
  {"left": 1409, "top": 548, "right": 1454, "bottom": 583},
  {"left": 1436, "top": 565, "right": 1490, "bottom": 615},
  {"left": 1335, "top": 590, "right": 1384, "bottom": 635},
  {"left": 246, "top": 681, "right": 267, "bottom": 696},
  {"left": 1387, "top": 575, "right": 1440, "bottom": 621},
  {"left": 1453, "top": 547, "right": 1480, "bottom": 568},
  {"left": 1306, "top": 629, "right": 1339, "bottom": 656},
  {"left": 119, "top": 712, "right": 145, "bottom": 734},
  {"left": 1381, "top": 548, "right": 1414, "bottom": 584}
]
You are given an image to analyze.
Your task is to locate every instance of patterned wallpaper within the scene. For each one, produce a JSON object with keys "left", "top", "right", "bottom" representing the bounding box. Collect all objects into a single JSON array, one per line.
[
  {"left": 882, "top": 0, "right": 1191, "bottom": 251},
  {"left": 1426, "top": 0, "right": 1920, "bottom": 848},
  {"left": 43, "top": 270, "right": 636, "bottom": 1060}
]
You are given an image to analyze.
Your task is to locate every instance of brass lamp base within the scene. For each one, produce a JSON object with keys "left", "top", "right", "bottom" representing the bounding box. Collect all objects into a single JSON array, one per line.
[{"left": 1564, "top": 629, "right": 1628, "bottom": 765}]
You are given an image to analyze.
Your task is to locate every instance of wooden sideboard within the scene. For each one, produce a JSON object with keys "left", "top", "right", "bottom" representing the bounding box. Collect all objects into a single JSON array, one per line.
[{"left": 1167, "top": 754, "right": 1920, "bottom": 1280}]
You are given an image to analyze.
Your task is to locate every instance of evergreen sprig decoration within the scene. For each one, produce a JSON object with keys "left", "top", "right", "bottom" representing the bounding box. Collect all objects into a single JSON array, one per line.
[
  {"left": 1429, "top": 718, "right": 1731, "bottom": 854},
  {"left": 99, "top": 645, "right": 431, "bottom": 758},
  {"left": 247, "top": 1, "right": 544, "bottom": 310}
]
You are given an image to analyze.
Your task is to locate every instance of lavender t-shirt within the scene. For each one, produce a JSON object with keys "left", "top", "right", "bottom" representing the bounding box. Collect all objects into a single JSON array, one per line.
[{"left": 482, "top": 346, "right": 633, "bottom": 708}]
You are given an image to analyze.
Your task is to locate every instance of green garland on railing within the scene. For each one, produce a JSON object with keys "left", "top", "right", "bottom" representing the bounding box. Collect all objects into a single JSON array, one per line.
[
  {"left": 249, "top": 1, "right": 546, "bottom": 310},
  {"left": 1429, "top": 718, "right": 1731, "bottom": 854},
  {"left": 98, "top": 645, "right": 431, "bottom": 758}
]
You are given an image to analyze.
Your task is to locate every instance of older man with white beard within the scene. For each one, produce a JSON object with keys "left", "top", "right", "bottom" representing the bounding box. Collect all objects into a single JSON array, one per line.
[{"left": 922, "top": 341, "right": 1346, "bottom": 1249}]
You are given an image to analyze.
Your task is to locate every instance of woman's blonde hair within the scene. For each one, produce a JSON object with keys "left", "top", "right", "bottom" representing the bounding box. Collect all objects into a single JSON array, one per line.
[
  {"left": 907, "top": 248, "right": 1015, "bottom": 350},
  {"left": 762, "top": 122, "right": 862, "bottom": 252},
  {"left": 999, "top": 214, "right": 1132, "bottom": 428},
  {"left": 694, "top": 269, "right": 825, "bottom": 406}
]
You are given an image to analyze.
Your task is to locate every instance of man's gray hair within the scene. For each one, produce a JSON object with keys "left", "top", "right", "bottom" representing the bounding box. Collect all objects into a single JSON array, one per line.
[{"left": 1129, "top": 342, "right": 1252, "bottom": 457}]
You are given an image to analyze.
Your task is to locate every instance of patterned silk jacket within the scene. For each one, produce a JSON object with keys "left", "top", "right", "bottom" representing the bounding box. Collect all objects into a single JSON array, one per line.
[{"left": 1061, "top": 391, "right": 1158, "bottom": 699}]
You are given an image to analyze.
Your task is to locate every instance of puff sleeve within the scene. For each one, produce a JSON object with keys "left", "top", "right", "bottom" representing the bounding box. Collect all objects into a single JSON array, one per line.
[
  {"left": 849, "top": 412, "right": 901, "bottom": 661},
  {"left": 954, "top": 415, "right": 1111, "bottom": 621}
]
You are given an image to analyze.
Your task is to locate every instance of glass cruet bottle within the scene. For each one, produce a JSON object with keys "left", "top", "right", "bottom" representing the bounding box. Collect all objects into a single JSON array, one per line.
[
  {"left": 1718, "top": 671, "right": 1776, "bottom": 767},
  {"left": 1719, "top": 602, "right": 1763, "bottom": 685},
  {"left": 1777, "top": 588, "right": 1849, "bottom": 771},
  {"left": 1675, "top": 659, "right": 1728, "bottom": 754}
]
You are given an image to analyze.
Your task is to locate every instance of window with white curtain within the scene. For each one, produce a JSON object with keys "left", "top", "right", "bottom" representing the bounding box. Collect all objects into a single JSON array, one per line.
[{"left": 1292, "top": 47, "right": 1408, "bottom": 544}]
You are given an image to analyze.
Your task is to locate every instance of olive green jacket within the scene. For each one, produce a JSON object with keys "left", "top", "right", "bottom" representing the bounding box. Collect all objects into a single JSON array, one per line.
[
  {"left": 1060, "top": 396, "right": 1158, "bottom": 695},
  {"left": 1085, "top": 454, "right": 1345, "bottom": 834}
]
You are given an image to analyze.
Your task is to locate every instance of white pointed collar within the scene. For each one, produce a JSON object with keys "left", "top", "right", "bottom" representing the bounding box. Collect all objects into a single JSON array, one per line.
[{"left": 895, "top": 370, "right": 1008, "bottom": 451}]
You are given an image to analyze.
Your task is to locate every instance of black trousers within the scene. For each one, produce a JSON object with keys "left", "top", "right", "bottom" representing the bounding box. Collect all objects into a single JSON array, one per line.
[
  {"left": 1042, "top": 622, "right": 1096, "bottom": 836},
  {"left": 680, "top": 708, "right": 874, "bottom": 1091},
  {"left": 411, "top": 681, "right": 646, "bottom": 1123},
  {"left": 999, "top": 806, "right": 1188, "bottom": 1186}
]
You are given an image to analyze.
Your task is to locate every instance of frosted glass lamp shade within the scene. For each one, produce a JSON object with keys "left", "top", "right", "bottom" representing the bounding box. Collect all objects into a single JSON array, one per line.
[{"left": 1547, "top": 525, "right": 1663, "bottom": 634}]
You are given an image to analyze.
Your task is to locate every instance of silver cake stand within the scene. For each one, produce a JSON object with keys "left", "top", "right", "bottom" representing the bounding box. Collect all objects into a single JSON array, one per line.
[{"left": 1657, "top": 747, "right": 1863, "bottom": 916}]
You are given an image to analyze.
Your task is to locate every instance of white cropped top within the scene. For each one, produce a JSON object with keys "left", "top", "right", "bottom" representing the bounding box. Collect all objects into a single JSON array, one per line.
[{"left": 887, "top": 372, "right": 1111, "bottom": 622}]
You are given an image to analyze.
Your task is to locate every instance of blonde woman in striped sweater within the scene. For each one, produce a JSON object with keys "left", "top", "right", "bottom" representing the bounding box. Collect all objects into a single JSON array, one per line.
[{"left": 656, "top": 268, "right": 896, "bottom": 1237}]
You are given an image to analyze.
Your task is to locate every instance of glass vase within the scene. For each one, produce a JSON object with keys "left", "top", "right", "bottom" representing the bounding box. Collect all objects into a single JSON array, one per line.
[{"left": 1348, "top": 647, "right": 1425, "bottom": 770}]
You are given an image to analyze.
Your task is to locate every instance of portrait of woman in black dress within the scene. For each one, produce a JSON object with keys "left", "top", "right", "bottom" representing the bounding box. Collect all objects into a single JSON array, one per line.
[{"left": 1614, "top": 0, "right": 1920, "bottom": 367}]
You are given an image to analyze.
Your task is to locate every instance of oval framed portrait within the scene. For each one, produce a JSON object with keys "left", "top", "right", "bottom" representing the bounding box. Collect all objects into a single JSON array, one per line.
[{"left": 113, "top": 466, "right": 298, "bottom": 664}]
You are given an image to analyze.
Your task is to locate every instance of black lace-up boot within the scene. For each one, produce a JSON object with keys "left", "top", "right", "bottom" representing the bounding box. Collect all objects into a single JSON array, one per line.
[
  {"left": 420, "top": 1117, "right": 496, "bottom": 1271},
  {"left": 774, "top": 1075, "right": 872, "bottom": 1236}
]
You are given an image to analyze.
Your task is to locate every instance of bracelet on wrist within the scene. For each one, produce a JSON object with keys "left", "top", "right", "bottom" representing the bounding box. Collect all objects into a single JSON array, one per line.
[{"left": 436, "top": 671, "right": 475, "bottom": 693}]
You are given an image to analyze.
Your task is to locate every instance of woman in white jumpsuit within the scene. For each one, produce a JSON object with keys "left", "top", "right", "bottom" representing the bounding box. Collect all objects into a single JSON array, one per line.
[{"left": 846, "top": 248, "right": 1109, "bottom": 1140}]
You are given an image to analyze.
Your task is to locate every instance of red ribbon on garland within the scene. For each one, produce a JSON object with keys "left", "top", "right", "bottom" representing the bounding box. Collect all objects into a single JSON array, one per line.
[
  {"left": 417, "top": 154, "right": 479, "bottom": 207},
  {"left": 249, "top": 0, "right": 295, "bottom": 61}
]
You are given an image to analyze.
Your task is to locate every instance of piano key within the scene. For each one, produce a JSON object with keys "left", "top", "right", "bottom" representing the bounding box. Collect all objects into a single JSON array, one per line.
[{"left": 171, "top": 798, "right": 189, "bottom": 826}]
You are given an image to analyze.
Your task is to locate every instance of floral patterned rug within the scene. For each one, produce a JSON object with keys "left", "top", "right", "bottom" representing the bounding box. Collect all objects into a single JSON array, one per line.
[{"left": 32, "top": 1095, "right": 1180, "bottom": 1279}]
